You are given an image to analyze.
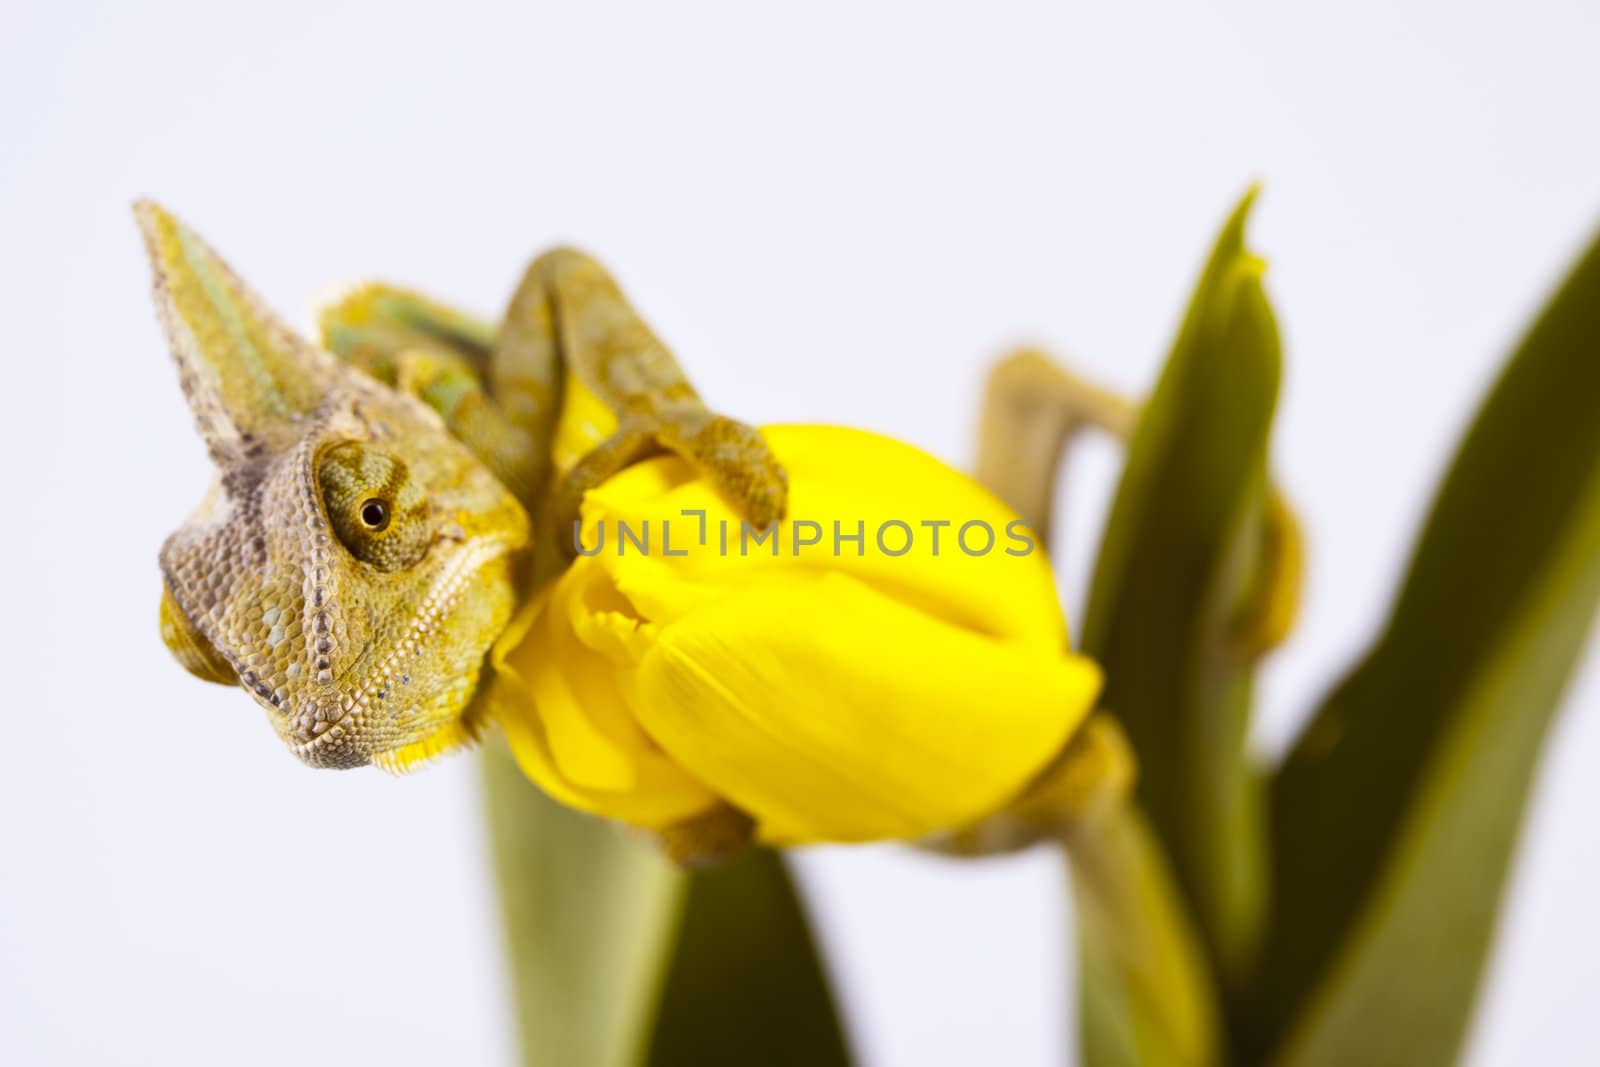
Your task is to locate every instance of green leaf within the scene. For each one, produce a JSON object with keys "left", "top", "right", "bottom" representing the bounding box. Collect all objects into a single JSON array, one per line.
[
  {"left": 1257, "top": 225, "right": 1600, "bottom": 1067},
  {"left": 1070, "top": 807, "right": 1223, "bottom": 1067},
  {"left": 1080, "top": 188, "right": 1284, "bottom": 982},
  {"left": 646, "top": 847, "right": 852, "bottom": 1067},
  {"left": 483, "top": 742, "right": 851, "bottom": 1067}
]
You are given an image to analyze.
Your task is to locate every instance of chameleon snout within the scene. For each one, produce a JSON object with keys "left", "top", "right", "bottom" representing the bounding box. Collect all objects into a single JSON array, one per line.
[
  {"left": 278, "top": 697, "right": 369, "bottom": 769},
  {"left": 287, "top": 699, "right": 351, "bottom": 745}
]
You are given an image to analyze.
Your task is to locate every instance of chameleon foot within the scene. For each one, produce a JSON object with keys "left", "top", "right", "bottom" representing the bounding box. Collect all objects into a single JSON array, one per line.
[
  {"left": 645, "top": 401, "right": 789, "bottom": 531},
  {"left": 551, "top": 402, "right": 789, "bottom": 560}
]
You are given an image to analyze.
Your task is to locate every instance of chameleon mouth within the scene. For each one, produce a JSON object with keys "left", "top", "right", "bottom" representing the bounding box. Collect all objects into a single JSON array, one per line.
[{"left": 279, "top": 534, "right": 519, "bottom": 769}]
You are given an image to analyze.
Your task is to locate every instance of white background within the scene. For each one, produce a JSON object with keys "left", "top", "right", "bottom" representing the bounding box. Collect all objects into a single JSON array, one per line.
[{"left": 3, "top": 2, "right": 1597, "bottom": 1064}]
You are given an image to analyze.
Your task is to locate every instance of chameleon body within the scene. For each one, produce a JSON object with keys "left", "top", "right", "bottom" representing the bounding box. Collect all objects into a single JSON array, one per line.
[{"left": 140, "top": 203, "right": 786, "bottom": 771}]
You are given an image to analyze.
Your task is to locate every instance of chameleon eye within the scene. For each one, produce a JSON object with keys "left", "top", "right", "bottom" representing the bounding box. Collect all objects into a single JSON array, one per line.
[
  {"left": 318, "top": 443, "right": 431, "bottom": 572},
  {"left": 360, "top": 499, "right": 390, "bottom": 531}
]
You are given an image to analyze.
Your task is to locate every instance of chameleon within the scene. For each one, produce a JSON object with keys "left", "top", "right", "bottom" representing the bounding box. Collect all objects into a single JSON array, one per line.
[{"left": 139, "top": 201, "right": 787, "bottom": 772}]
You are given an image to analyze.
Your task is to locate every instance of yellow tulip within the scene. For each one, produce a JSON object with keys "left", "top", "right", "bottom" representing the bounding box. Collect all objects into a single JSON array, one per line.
[{"left": 488, "top": 425, "right": 1102, "bottom": 845}]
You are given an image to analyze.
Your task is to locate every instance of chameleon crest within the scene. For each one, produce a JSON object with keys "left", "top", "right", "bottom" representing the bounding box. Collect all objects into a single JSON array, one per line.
[{"left": 139, "top": 203, "right": 530, "bottom": 770}]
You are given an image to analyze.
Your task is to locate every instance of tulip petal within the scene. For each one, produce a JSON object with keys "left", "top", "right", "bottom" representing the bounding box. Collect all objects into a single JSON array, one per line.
[
  {"left": 582, "top": 426, "right": 1070, "bottom": 648},
  {"left": 631, "top": 571, "right": 1101, "bottom": 844},
  {"left": 490, "top": 563, "right": 720, "bottom": 827}
]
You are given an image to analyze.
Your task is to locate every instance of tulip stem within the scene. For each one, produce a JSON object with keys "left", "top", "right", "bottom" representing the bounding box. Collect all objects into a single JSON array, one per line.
[{"left": 975, "top": 351, "right": 1220, "bottom": 1065}]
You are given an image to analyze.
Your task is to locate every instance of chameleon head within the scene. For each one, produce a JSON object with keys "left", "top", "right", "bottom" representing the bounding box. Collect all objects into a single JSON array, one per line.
[{"left": 138, "top": 202, "right": 531, "bottom": 770}]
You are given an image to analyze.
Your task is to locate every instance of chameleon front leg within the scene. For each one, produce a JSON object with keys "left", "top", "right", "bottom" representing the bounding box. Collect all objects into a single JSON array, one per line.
[
  {"left": 505, "top": 248, "right": 788, "bottom": 552},
  {"left": 320, "top": 251, "right": 788, "bottom": 557}
]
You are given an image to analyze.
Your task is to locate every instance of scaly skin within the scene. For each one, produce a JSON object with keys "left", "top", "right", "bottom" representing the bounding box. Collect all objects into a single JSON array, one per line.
[{"left": 141, "top": 203, "right": 787, "bottom": 772}]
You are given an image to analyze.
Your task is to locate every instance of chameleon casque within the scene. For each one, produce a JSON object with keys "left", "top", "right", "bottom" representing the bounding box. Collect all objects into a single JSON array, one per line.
[{"left": 140, "top": 202, "right": 787, "bottom": 771}]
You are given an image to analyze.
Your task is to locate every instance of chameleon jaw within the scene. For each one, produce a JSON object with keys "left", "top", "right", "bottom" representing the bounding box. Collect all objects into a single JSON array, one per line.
[{"left": 271, "top": 533, "right": 521, "bottom": 770}]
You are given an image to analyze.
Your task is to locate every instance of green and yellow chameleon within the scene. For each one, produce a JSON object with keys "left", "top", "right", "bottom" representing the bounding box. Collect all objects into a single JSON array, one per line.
[{"left": 141, "top": 202, "right": 788, "bottom": 772}]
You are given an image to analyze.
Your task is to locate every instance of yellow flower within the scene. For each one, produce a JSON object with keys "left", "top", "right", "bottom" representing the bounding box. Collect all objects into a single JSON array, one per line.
[{"left": 488, "top": 425, "right": 1102, "bottom": 845}]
